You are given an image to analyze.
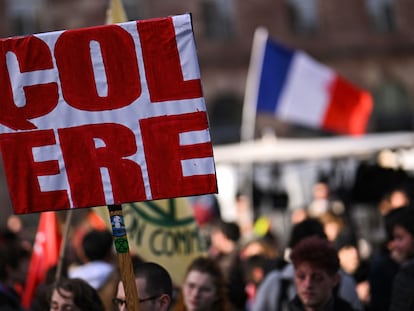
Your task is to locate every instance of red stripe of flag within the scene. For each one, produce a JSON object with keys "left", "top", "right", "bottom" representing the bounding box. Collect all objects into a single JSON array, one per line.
[{"left": 22, "top": 211, "right": 62, "bottom": 308}]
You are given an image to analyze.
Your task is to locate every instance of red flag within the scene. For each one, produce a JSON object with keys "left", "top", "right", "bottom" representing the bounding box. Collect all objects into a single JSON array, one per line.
[{"left": 22, "top": 211, "right": 62, "bottom": 308}]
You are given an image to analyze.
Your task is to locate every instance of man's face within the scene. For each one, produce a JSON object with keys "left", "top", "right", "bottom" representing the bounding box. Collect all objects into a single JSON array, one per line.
[
  {"left": 115, "top": 278, "right": 165, "bottom": 311},
  {"left": 294, "top": 262, "right": 338, "bottom": 310},
  {"left": 389, "top": 225, "right": 414, "bottom": 263}
]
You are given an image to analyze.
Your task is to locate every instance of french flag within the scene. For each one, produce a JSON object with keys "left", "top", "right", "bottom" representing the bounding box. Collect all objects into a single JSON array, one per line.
[{"left": 254, "top": 29, "right": 373, "bottom": 136}]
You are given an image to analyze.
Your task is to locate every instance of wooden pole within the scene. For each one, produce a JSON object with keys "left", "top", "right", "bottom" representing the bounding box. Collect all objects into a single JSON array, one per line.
[
  {"left": 108, "top": 204, "right": 141, "bottom": 311},
  {"left": 55, "top": 209, "right": 73, "bottom": 283},
  {"left": 104, "top": 0, "right": 138, "bottom": 305}
]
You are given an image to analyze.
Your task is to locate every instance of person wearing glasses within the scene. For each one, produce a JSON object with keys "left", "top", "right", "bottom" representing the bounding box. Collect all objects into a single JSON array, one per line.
[{"left": 113, "top": 262, "right": 172, "bottom": 311}]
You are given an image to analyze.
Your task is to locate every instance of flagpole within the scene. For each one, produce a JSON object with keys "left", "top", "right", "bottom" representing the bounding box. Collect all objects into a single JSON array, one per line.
[
  {"left": 55, "top": 209, "right": 73, "bottom": 283},
  {"left": 106, "top": 0, "right": 128, "bottom": 24},
  {"left": 239, "top": 27, "right": 268, "bottom": 208},
  {"left": 241, "top": 27, "right": 268, "bottom": 142},
  {"left": 108, "top": 204, "right": 141, "bottom": 311},
  {"left": 104, "top": 1, "right": 140, "bottom": 310}
]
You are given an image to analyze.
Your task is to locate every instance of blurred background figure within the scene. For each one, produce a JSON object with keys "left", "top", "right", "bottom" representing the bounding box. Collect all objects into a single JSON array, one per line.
[
  {"left": 208, "top": 220, "right": 246, "bottom": 310},
  {"left": 240, "top": 237, "right": 287, "bottom": 309},
  {"left": 49, "top": 277, "right": 105, "bottom": 311},
  {"left": 0, "top": 229, "right": 30, "bottom": 311},
  {"left": 318, "top": 211, "right": 349, "bottom": 245},
  {"left": 387, "top": 206, "right": 414, "bottom": 311},
  {"left": 307, "top": 180, "right": 345, "bottom": 219},
  {"left": 368, "top": 204, "right": 402, "bottom": 311},
  {"left": 68, "top": 229, "right": 118, "bottom": 311},
  {"left": 208, "top": 220, "right": 241, "bottom": 270},
  {"left": 30, "top": 264, "right": 68, "bottom": 311},
  {"left": 172, "top": 256, "right": 232, "bottom": 311},
  {"left": 190, "top": 194, "right": 222, "bottom": 228},
  {"left": 307, "top": 181, "right": 331, "bottom": 218},
  {"left": 240, "top": 236, "right": 280, "bottom": 261},
  {"left": 336, "top": 237, "right": 371, "bottom": 310},
  {"left": 290, "top": 208, "right": 309, "bottom": 225},
  {"left": 377, "top": 186, "right": 411, "bottom": 216}
]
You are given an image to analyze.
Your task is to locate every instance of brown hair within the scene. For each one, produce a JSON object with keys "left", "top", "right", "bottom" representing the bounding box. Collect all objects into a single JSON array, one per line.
[
  {"left": 50, "top": 278, "right": 105, "bottom": 311},
  {"left": 134, "top": 262, "right": 173, "bottom": 299},
  {"left": 290, "top": 236, "right": 339, "bottom": 276},
  {"left": 171, "top": 256, "right": 231, "bottom": 311}
]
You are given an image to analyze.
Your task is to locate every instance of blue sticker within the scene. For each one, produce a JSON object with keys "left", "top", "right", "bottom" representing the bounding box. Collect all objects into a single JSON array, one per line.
[{"left": 111, "top": 215, "right": 126, "bottom": 237}]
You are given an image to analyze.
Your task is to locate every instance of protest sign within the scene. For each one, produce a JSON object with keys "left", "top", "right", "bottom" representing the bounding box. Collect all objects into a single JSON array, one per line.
[{"left": 0, "top": 13, "right": 217, "bottom": 214}]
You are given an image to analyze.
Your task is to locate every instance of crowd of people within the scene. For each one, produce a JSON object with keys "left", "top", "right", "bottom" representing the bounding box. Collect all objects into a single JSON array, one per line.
[{"left": 1, "top": 180, "right": 414, "bottom": 311}]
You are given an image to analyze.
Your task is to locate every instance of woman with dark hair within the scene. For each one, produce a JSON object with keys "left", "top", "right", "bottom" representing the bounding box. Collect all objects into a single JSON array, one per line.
[
  {"left": 172, "top": 256, "right": 232, "bottom": 311},
  {"left": 49, "top": 278, "right": 105, "bottom": 311}
]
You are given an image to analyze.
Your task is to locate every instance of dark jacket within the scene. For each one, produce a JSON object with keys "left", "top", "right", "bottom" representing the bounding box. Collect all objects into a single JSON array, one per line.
[
  {"left": 287, "top": 295, "right": 356, "bottom": 311},
  {"left": 389, "top": 259, "right": 414, "bottom": 311},
  {"left": 0, "top": 284, "right": 25, "bottom": 311},
  {"left": 368, "top": 247, "right": 399, "bottom": 311}
]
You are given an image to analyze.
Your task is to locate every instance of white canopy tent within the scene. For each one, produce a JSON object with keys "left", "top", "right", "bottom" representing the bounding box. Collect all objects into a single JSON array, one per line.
[
  {"left": 212, "top": 131, "right": 414, "bottom": 222},
  {"left": 213, "top": 131, "right": 414, "bottom": 165}
]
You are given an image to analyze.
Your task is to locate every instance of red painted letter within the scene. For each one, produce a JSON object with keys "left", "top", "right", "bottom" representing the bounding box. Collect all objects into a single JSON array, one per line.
[
  {"left": 140, "top": 112, "right": 216, "bottom": 199},
  {"left": 0, "top": 130, "right": 70, "bottom": 214},
  {"left": 55, "top": 25, "right": 141, "bottom": 111},
  {"left": 138, "top": 17, "right": 202, "bottom": 102},
  {"left": 58, "top": 123, "right": 146, "bottom": 208},
  {"left": 0, "top": 36, "right": 58, "bottom": 130}
]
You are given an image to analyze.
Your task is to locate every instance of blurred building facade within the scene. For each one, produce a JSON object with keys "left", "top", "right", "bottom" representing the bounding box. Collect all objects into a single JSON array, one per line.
[{"left": 1, "top": 0, "right": 414, "bottom": 145}]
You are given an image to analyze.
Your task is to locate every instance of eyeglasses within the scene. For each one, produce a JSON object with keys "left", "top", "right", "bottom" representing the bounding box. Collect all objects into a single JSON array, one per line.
[
  {"left": 112, "top": 295, "right": 161, "bottom": 309},
  {"left": 112, "top": 298, "right": 126, "bottom": 309},
  {"left": 138, "top": 295, "right": 161, "bottom": 303}
]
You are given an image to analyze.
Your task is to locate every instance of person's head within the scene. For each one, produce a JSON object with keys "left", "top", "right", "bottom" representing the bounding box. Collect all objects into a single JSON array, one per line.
[
  {"left": 114, "top": 262, "right": 172, "bottom": 311},
  {"left": 386, "top": 206, "right": 414, "bottom": 263},
  {"left": 312, "top": 181, "right": 329, "bottom": 200},
  {"left": 389, "top": 188, "right": 410, "bottom": 209},
  {"left": 181, "top": 256, "right": 229, "bottom": 311},
  {"left": 239, "top": 237, "right": 278, "bottom": 260},
  {"left": 210, "top": 221, "right": 240, "bottom": 254},
  {"left": 81, "top": 229, "right": 113, "bottom": 262},
  {"left": 379, "top": 186, "right": 411, "bottom": 215},
  {"left": 49, "top": 278, "right": 105, "bottom": 311},
  {"left": 284, "top": 218, "right": 327, "bottom": 262},
  {"left": 242, "top": 254, "right": 277, "bottom": 286},
  {"left": 287, "top": 218, "right": 327, "bottom": 250},
  {"left": 318, "top": 211, "right": 345, "bottom": 242},
  {"left": 335, "top": 235, "right": 359, "bottom": 275},
  {"left": 337, "top": 244, "right": 360, "bottom": 275},
  {"left": 290, "top": 236, "right": 340, "bottom": 310},
  {"left": 0, "top": 229, "right": 30, "bottom": 286}
]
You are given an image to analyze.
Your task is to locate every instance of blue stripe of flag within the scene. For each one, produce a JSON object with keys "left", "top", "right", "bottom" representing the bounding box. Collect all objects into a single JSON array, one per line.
[{"left": 257, "top": 39, "right": 294, "bottom": 114}]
